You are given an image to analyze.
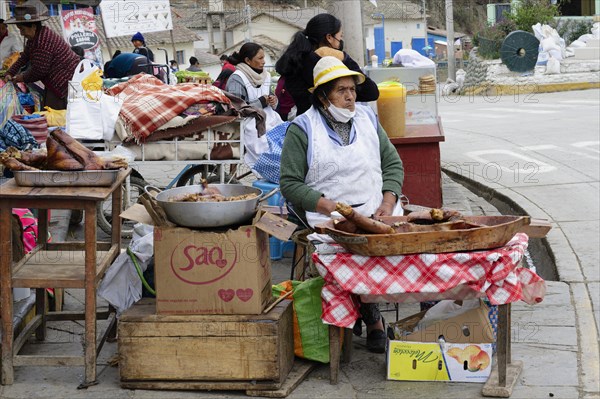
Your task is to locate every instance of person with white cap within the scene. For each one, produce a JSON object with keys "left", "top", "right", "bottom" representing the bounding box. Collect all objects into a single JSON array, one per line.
[
  {"left": 280, "top": 56, "right": 404, "bottom": 353},
  {"left": 3, "top": 0, "right": 80, "bottom": 110}
]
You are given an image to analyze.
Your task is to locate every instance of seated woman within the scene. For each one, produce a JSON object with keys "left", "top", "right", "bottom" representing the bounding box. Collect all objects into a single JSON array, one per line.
[
  {"left": 279, "top": 56, "right": 404, "bottom": 353},
  {"left": 225, "top": 42, "right": 282, "bottom": 169}
]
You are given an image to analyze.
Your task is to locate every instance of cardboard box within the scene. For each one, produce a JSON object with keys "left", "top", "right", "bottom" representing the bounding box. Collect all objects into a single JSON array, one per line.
[
  {"left": 122, "top": 205, "right": 296, "bottom": 315},
  {"left": 118, "top": 298, "right": 295, "bottom": 383},
  {"left": 387, "top": 300, "right": 494, "bottom": 383}
]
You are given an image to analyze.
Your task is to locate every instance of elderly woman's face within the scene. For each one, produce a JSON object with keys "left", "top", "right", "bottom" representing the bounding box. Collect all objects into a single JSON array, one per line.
[{"left": 324, "top": 76, "right": 356, "bottom": 110}]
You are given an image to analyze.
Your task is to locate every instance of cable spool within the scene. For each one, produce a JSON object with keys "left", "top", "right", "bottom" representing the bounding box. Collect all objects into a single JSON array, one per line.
[{"left": 500, "top": 30, "right": 540, "bottom": 73}]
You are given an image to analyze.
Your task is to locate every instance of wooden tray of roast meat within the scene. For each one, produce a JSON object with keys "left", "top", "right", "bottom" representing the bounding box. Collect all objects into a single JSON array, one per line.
[{"left": 315, "top": 215, "right": 551, "bottom": 256}]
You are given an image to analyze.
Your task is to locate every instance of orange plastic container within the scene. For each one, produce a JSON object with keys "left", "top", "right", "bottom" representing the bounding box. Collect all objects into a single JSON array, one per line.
[{"left": 376, "top": 82, "right": 406, "bottom": 138}]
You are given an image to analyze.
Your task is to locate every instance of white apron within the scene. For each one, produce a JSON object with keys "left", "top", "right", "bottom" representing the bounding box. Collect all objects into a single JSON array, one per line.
[
  {"left": 303, "top": 105, "right": 403, "bottom": 228},
  {"left": 233, "top": 70, "right": 283, "bottom": 167}
]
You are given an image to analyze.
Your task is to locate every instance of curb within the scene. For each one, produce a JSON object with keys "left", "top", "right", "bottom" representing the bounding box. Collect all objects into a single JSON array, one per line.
[{"left": 462, "top": 81, "right": 600, "bottom": 96}]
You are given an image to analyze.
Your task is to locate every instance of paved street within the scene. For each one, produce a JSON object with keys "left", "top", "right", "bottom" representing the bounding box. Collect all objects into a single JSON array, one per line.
[{"left": 438, "top": 89, "right": 600, "bottom": 398}]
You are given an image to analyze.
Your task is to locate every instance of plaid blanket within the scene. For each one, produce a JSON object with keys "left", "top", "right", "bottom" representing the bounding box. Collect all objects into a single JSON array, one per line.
[{"left": 107, "top": 74, "right": 231, "bottom": 143}]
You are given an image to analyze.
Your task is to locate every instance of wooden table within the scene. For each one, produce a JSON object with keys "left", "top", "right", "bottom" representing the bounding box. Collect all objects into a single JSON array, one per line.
[
  {"left": 390, "top": 118, "right": 445, "bottom": 208},
  {"left": 313, "top": 235, "right": 545, "bottom": 397},
  {"left": 0, "top": 169, "right": 130, "bottom": 387}
]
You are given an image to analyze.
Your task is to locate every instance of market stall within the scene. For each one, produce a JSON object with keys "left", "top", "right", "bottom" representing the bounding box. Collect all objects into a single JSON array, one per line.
[{"left": 310, "top": 209, "right": 551, "bottom": 397}]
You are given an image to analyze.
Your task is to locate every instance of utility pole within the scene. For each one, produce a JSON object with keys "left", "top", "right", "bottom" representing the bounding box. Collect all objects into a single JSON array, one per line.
[
  {"left": 330, "top": 0, "right": 366, "bottom": 67},
  {"left": 445, "top": 0, "right": 456, "bottom": 81}
]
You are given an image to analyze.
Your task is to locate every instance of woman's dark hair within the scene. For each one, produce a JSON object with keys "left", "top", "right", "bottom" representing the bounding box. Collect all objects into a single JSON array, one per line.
[
  {"left": 220, "top": 54, "right": 228, "bottom": 61},
  {"left": 310, "top": 75, "right": 359, "bottom": 109},
  {"left": 229, "top": 42, "right": 263, "bottom": 66},
  {"left": 189, "top": 56, "right": 198, "bottom": 65},
  {"left": 275, "top": 13, "right": 342, "bottom": 76},
  {"left": 169, "top": 59, "right": 177, "bottom": 65}
]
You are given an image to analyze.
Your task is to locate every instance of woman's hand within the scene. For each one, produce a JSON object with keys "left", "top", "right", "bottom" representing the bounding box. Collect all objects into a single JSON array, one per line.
[
  {"left": 373, "top": 192, "right": 398, "bottom": 217},
  {"left": 3, "top": 74, "right": 13, "bottom": 82},
  {"left": 316, "top": 197, "right": 337, "bottom": 217},
  {"left": 266, "top": 94, "right": 278, "bottom": 108}
]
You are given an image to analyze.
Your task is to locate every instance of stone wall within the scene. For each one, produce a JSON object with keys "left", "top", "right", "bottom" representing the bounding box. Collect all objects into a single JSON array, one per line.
[
  {"left": 460, "top": 49, "right": 600, "bottom": 94},
  {"left": 459, "top": 49, "right": 489, "bottom": 94}
]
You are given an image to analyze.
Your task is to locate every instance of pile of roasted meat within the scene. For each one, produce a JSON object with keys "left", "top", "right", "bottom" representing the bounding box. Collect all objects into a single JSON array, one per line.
[
  {"left": 333, "top": 202, "right": 480, "bottom": 235},
  {"left": 169, "top": 192, "right": 258, "bottom": 203},
  {"left": 0, "top": 129, "right": 127, "bottom": 171}
]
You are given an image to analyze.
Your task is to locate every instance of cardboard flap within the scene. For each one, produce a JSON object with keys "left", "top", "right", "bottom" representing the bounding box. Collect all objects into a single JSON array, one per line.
[
  {"left": 255, "top": 212, "right": 297, "bottom": 241},
  {"left": 121, "top": 204, "right": 156, "bottom": 226},
  {"left": 394, "top": 300, "right": 494, "bottom": 344}
]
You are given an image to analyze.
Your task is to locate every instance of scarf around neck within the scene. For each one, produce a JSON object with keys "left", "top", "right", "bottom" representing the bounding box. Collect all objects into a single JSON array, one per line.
[
  {"left": 236, "top": 62, "right": 268, "bottom": 87},
  {"left": 317, "top": 105, "right": 352, "bottom": 146}
]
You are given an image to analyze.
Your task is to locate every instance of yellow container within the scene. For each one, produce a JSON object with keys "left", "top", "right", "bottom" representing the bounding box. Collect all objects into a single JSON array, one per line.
[{"left": 376, "top": 82, "right": 406, "bottom": 138}]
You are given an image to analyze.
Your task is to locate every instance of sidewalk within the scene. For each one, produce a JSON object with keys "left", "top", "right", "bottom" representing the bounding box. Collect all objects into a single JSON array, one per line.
[{"left": 0, "top": 173, "right": 585, "bottom": 399}]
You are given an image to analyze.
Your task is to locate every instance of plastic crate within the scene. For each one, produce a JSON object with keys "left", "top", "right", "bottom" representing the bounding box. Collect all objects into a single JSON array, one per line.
[
  {"left": 252, "top": 180, "right": 285, "bottom": 207},
  {"left": 253, "top": 180, "right": 293, "bottom": 260}
]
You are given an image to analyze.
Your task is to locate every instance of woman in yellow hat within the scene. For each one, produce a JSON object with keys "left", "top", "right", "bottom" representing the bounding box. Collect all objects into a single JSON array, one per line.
[{"left": 280, "top": 56, "right": 404, "bottom": 353}]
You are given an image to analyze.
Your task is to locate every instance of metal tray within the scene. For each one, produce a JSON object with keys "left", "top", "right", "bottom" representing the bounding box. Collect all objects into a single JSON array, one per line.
[{"left": 13, "top": 170, "right": 119, "bottom": 187}]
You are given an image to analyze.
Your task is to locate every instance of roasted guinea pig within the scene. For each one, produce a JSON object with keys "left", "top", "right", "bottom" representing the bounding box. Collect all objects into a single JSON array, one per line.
[{"left": 45, "top": 129, "right": 127, "bottom": 171}]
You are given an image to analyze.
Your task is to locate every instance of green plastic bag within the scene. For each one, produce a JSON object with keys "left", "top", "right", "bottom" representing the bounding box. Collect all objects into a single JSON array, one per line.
[{"left": 272, "top": 277, "right": 330, "bottom": 363}]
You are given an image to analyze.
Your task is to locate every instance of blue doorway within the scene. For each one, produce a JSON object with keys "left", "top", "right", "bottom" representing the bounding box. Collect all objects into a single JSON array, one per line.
[{"left": 374, "top": 26, "right": 385, "bottom": 62}]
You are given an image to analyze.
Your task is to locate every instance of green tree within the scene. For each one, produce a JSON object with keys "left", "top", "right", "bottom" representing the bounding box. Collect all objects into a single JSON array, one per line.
[{"left": 506, "top": 0, "right": 560, "bottom": 33}]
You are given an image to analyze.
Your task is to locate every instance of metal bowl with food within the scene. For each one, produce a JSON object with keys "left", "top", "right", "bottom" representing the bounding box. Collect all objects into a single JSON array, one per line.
[{"left": 146, "top": 184, "right": 278, "bottom": 228}]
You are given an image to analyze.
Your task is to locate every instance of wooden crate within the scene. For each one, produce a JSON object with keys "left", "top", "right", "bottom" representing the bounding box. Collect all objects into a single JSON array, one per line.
[{"left": 118, "top": 298, "right": 294, "bottom": 385}]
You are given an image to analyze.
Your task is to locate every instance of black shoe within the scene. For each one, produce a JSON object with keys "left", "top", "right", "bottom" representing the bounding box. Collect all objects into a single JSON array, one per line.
[
  {"left": 353, "top": 318, "right": 363, "bottom": 337},
  {"left": 366, "top": 329, "right": 387, "bottom": 353}
]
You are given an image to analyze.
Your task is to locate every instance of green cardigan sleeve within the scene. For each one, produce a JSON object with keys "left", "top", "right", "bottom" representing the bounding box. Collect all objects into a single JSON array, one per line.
[
  {"left": 378, "top": 124, "right": 404, "bottom": 197},
  {"left": 279, "top": 123, "right": 322, "bottom": 222},
  {"left": 279, "top": 120, "right": 405, "bottom": 222}
]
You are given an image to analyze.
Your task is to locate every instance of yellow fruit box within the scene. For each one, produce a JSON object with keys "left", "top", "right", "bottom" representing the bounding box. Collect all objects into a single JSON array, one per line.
[{"left": 386, "top": 300, "right": 494, "bottom": 383}]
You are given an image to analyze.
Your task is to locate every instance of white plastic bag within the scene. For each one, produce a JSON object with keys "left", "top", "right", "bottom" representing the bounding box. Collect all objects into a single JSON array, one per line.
[
  {"left": 66, "top": 91, "right": 123, "bottom": 140},
  {"left": 98, "top": 224, "right": 154, "bottom": 314},
  {"left": 415, "top": 299, "right": 480, "bottom": 331},
  {"left": 545, "top": 56, "right": 561, "bottom": 75},
  {"left": 70, "top": 59, "right": 101, "bottom": 96}
]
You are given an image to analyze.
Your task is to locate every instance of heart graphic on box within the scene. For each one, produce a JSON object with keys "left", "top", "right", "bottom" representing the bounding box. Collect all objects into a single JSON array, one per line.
[
  {"left": 236, "top": 288, "right": 254, "bottom": 302},
  {"left": 218, "top": 289, "right": 235, "bottom": 302}
]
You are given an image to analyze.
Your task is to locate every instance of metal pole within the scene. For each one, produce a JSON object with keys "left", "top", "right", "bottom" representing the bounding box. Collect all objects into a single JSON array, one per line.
[{"left": 445, "top": 0, "right": 456, "bottom": 81}]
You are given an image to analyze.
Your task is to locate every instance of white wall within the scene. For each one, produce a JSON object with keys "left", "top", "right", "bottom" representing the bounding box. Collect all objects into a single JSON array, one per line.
[
  {"left": 232, "top": 15, "right": 298, "bottom": 46},
  {"left": 365, "top": 19, "right": 423, "bottom": 57}
]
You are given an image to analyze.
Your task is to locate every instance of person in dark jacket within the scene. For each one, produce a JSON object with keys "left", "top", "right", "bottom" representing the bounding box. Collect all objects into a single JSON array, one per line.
[
  {"left": 213, "top": 54, "right": 236, "bottom": 90},
  {"left": 4, "top": 1, "right": 80, "bottom": 110},
  {"left": 275, "top": 13, "right": 379, "bottom": 115},
  {"left": 131, "top": 31, "right": 154, "bottom": 62}
]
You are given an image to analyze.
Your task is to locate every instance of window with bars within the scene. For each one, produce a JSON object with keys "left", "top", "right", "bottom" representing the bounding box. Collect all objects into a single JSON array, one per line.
[{"left": 176, "top": 50, "right": 185, "bottom": 65}]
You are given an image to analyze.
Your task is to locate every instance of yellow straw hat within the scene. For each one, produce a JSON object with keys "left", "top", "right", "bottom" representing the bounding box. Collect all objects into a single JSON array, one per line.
[{"left": 309, "top": 56, "right": 366, "bottom": 93}]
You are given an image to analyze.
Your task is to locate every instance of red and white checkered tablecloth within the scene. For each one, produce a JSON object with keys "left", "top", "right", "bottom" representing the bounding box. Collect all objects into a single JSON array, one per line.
[{"left": 312, "top": 233, "right": 546, "bottom": 328}]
